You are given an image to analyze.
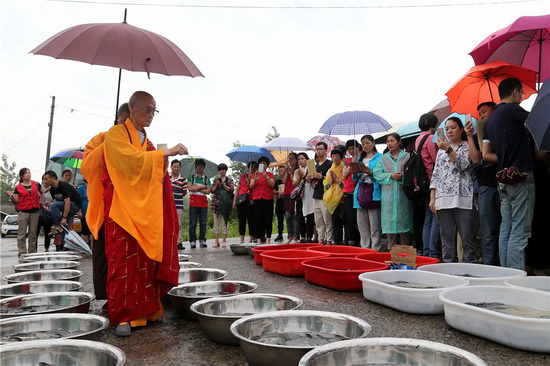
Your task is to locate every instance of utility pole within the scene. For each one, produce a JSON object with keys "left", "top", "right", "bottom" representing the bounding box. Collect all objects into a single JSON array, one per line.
[{"left": 45, "top": 95, "right": 55, "bottom": 170}]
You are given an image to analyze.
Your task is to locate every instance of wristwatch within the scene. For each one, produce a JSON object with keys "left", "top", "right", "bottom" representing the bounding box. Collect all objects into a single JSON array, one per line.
[{"left": 446, "top": 146, "right": 453, "bottom": 154}]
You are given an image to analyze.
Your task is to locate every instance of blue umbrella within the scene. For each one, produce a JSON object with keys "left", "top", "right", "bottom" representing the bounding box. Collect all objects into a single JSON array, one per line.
[
  {"left": 319, "top": 111, "right": 392, "bottom": 135},
  {"left": 526, "top": 77, "right": 550, "bottom": 151},
  {"left": 226, "top": 145, "right": 276, "bottom": 163},
  {"left": 432, "top": 112, "right": 477, "bottom": 143},
  {"left": 396, "top": 121, "right": 421, "bottom": 139}
]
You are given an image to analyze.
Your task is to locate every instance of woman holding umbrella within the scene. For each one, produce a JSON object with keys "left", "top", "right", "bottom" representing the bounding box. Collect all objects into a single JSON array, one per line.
[
  {"left": 429, "top": 117, "right": 476, "bottom": 263},
  {"left": 373, "top": 133, "right": 414, "bottom": 248},
  {"left": 233, "top": 161, "right": 258, "bottom": 244},
  {"left": 211, "top": 163, "right": 234, "bottom": 248},
  {"left": 250, "top": 156, "right": 275, "bottom": 243}
]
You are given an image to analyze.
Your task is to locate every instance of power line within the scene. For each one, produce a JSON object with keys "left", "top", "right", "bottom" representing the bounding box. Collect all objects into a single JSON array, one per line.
[
  {"left": 46, "top": 0, "right": 543, "bottom": 9},
  {"left": 1, "top": 98, "right": 50, "bottom": 136},
  {"left": 3, "top": 120, "right": 47, "bottom": 153}
]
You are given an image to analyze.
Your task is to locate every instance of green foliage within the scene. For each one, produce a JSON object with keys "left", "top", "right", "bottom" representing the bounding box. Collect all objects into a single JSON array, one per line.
[
  {"left": 265, "top": 126, "right": 280, "bottom": 142},
  {"left": 0, "top": 155, "right": 18, "bottom": 202},
  {"left": 229, "top": 140, "right": 247, "bottom": 183}
]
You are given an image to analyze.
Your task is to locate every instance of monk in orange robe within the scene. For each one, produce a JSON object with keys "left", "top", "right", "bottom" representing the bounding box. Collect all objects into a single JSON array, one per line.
[{"left": 83, "top": 91, "right": 187, "bottom": 337}]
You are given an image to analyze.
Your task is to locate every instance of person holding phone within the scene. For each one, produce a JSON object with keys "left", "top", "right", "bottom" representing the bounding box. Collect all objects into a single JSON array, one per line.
[
  {"left": 429, "top": 117, "right": 476, "bottom": 263},
  {"left": 250, "top": 156, "right": 275, "bottom": 243},
  {"left": 233, "top": 161, "right": 258, "bottom": 244}
]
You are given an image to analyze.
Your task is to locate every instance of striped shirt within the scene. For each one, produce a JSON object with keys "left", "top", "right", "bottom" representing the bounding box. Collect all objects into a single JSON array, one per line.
[{"left": 171, "top": 174, "right": 188, "bottom": 210}]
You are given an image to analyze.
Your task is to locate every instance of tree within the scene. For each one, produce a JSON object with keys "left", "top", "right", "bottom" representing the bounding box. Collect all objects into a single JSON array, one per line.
[
  {"left": 0, "top": 154, "right": 18, "bottom": 202},
  {"left": 229, "top": 140, "right": 247, "bottom": 182},
  {"left": 265, "top": 126, "right": 280, "bottom": 142}
]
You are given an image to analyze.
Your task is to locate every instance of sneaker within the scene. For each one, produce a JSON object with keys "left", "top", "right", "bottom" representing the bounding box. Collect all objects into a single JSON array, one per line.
[
  {"left": 114, "top": 323, "right": 131, "bottom": 337},
  {"left": 190, "top": 242, "right": 196, "bottom": 249},
  {"left": 274, "top": 235, "right": 283, "bottom": 242},
  {"left": 177, "top": 243, "right": 185, "bottom": 250},
  {"left": 200, "top": 241, "right": 207, "bottom": 248}
]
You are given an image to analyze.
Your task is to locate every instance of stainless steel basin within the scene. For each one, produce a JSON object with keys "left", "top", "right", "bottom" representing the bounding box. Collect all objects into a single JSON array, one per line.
[
  {"left": 0, "top": 339, "right": 126, "bottom": 365},
  {"left": 230, "top": 244, "right": 248, "bottom": 255},
  {"left": 178, "top": 254, "right": 192, "bottom": 262},
  {"left": 178, "top": 261, "right": 202, "bottom": 269},
  {"left": 0, "top": 313, "right": 109, "bottom": 344},
  {"left": 13, "top": 261, "right": 80, "bottom": 272},
  {"left": 230, "top": 310, "right": 372, "bottom": 366},
  {"left": 298, "top": 338, "right": 488, "bottom": 366},
  {"left": 169, "top": 280, "right": 258, "bottom": 321},
  {"left": 191, "top": 293, "right": 304, "bottom": 346},
  {"left": 0, "top": 292, "right": 95, "bottom": 319},
  {"left": 19, "top": 255, "right": 82, "bottom": 263},
  {"left": 177, "top": 268, "right": 228, "bottom": 285},
  {"left": 0, "top": 281, "right": 83, "bottom": 299},
  {"left": 4, "top": 270, "right": 83, "bottom": 284}
]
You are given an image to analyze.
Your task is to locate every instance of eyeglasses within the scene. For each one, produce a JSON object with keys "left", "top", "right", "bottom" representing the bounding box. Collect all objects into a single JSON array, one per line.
[
  {"left": 135, "top": 105, "right": 159, "bottom": 115},
  {"left": 516, "top": 89, "right": 525, "bottom": 97}
]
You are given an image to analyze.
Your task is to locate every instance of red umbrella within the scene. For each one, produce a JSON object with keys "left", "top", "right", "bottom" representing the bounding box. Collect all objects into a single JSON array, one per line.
[
  {"left": 445, "top": 60, "right": 537, "bottom": 118},
  {"left": 30, "top": 11, "right": 203, "bottom": 119},
  {"left": 469, "top": 14, "right": 550, "bottom": 85}
]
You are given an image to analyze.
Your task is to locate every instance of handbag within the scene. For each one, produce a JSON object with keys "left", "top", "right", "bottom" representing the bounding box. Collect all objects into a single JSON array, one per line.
[
  {"left": 236, "top": 192, "right": 249, "bottom": 205},
  {"left": 358, "top": 181, "right": 380, "bottom": 209},
  {"left": 290, "top": 182, "right": 304, "bottom": 200},
  {"left": 495, "top": 167, "right": 528, "bottom": 185}
]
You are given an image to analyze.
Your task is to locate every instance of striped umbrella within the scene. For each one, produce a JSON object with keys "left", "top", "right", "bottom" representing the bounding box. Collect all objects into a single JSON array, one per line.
[{"left": 49, "top": 150, "right": 84, "bottom": 169}]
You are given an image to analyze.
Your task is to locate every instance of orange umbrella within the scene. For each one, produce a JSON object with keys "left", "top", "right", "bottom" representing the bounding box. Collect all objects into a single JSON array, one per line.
[{"left": 445, "top": 60, "right": 537, "bottom": 118}]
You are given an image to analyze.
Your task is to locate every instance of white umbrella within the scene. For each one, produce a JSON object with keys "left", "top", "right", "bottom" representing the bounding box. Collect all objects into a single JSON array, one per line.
[{"left": 262, "top": 137, "right": 311, "bottom": 151}]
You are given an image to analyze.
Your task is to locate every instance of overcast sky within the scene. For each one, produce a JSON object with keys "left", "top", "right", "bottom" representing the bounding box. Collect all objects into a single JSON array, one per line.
[{"left": 1, "top": 0, "right": 547, "bottom": 176}]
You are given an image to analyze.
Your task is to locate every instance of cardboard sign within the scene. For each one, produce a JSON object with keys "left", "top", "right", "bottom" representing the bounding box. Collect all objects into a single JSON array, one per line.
[
  {"left": 307, "top": 159, "right": 316, "bottom": 176},
  {"left": 391, "top": 245, "right": 417, "bottom": 269}
]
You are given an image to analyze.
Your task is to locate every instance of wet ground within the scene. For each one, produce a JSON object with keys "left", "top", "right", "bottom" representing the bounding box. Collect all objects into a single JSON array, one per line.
[{"left": 1, "top": 236, "right": 549, "bottom": 366}]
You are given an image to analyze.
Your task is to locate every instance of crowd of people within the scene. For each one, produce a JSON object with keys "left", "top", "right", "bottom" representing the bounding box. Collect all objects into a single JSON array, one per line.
[{"left": 5, "top": 79, "right": 548, "bottom": 338}]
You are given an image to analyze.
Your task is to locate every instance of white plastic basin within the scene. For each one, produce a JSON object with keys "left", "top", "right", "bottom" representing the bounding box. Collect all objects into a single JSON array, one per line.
[
  {"left": 418, "top": 263, "right": 526, "bottom": 285},
  {"left": 505, "top": 276, "right": 550, "bottom": 293},
  {"left": 359, "top": 270, "right": 469, "bottom": 314},
  {"left": 439, "top": 285, "right": 550, "bottom": 353}
]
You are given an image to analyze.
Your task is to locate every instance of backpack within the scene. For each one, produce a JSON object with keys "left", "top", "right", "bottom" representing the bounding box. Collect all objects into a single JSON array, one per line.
[{"left": 403, "top": 134, "right": 430, "bottom": 201}]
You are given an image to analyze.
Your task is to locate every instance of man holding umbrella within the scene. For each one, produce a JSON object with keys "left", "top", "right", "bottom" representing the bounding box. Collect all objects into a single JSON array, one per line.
[{"left": 83, "top": 91, "right": 187, "bottom": 337}]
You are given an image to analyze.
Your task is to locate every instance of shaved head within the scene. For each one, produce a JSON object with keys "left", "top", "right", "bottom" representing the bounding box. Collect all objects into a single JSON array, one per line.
[{"left": 129, "top": 91, "right": 156, "bottom": 131}]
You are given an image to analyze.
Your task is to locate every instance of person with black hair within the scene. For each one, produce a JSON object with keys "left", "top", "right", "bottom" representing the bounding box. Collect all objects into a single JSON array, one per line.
[
  {"left": 429, "top": 117, "right": 476, "bottom": 263},
  {"left": 308, "top": 142, "right": 332, "bottom": 244},
  {"left": 233, "top": 161, "right": 258, "bottom": 243},
  {"left": 484, "top": 77, "right": 535, "bottom": 270},
  {"left": 170, "top": 159, "right": 188, "bottom": 250},
  {"left": 250, "top": 156, "right": 275, "bottom": 243},
  {"left": 416, "top": 113, "right": 441, "bottom": 259},
  {"left": 5, "top": 168, "right": 43, "bottom": 257},
  {"left": 353, "top": 135, "right": 383, "bottom": 250},
  {"left": 188, "top": 159, "right": 212, "bottom": 248},
  {"left": 282, "top": 153, "right": 299, "bottom": 243},
  {"left": 211, "top": 163, "right": 234, "bottom": 248},
  {"left": 373, "top": 133, "right": 413, "bottom": 248},
  {"left": 342, "top": 140, "right": 361, "bottom": 245},
  {"left": 325, "top": 147, "right": 346, "bottom": 245}
]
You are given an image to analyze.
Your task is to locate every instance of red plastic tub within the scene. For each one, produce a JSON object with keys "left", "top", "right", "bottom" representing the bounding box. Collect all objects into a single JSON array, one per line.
[
  {"left": 261, "top": 249, "right": 330, "bottom": 277},
  {"left": 306, "top": 245, "right": 377, "bottom": 258},
  {"left": 355, "top": 252, "right": 440, "bottom": 267},
  {"left": 302, "top": 258, "right": 389, "bottom": 291},
  {"left": 252, "top": 243, "right": 324, "bottom": 265}
]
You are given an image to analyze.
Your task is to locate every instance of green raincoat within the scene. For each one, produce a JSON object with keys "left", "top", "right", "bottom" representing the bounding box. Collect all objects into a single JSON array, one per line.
[{"left": 373, "top": 150, "right": 413, "bottom": 234}]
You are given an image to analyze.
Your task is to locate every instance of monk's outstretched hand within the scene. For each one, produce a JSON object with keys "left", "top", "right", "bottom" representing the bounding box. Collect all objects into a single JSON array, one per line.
[{"left": 165, "top": 143, "right": 189, "bottom": 156}]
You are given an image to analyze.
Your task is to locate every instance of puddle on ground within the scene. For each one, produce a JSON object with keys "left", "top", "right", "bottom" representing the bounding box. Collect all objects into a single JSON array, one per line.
[
  {"left": 250, "top": 332, "right": 350, "bottom": 347},
  {"left": 465, "top": 302, "right": 550, "bottom": 319},
  {"left": 385, "top": 281, "right": 442, "bottom": 289}
]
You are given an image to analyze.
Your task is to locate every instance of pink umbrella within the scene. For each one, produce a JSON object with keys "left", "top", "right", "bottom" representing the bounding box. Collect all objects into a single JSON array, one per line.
[
  {"left": 469, "top": 14, "right": 550, "bottom": 85},
  {"left": 30, "top": 11, "right": 203, "bottom": 119},
  {"left": 307, "top": 135, "right": 345, "bottom": 152}
]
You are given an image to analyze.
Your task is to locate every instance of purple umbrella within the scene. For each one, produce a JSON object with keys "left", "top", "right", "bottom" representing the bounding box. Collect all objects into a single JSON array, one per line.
[{"left": 319, "top": 111, "right": 392, "bottom": 136}]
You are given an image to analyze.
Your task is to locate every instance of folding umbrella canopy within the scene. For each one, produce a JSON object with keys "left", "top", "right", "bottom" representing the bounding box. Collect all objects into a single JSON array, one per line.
[
  {"left": 307, "top": 135, "right": 345, "bottom": 152},
  {"left": 526, "top": 77, "right": 550, "bottom": 151},
  {"left": 30, "top": 13, "right": 203, "bottom": 119},
  {"left": 469, "top": 14, "right": 550, "bottom": 85},
  {"left": 262, "top": 137, "right": 310, "bottom": 151},
  {"left": 428, "top": 99, "right": 451, "bottom": 123},
  {"left": 319, "top": 111, "right": 392, "bottom": 135},
  {"left": 445, "top": 60, "right": 537, "bottom": 118},
  {"left": 49, "top": 150, "right": 84, "bottom": 169},
  {"left": 226, "top": 145, "right": 276, "bottom": 164},
  {"left": 179, "top": 156, "right": 218, "bottom": 178}
]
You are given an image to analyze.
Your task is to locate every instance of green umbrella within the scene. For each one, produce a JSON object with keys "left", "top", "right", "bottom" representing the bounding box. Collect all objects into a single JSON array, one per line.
[{"left": 179, "top": 156, "right": 218, "bottom": 180}]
